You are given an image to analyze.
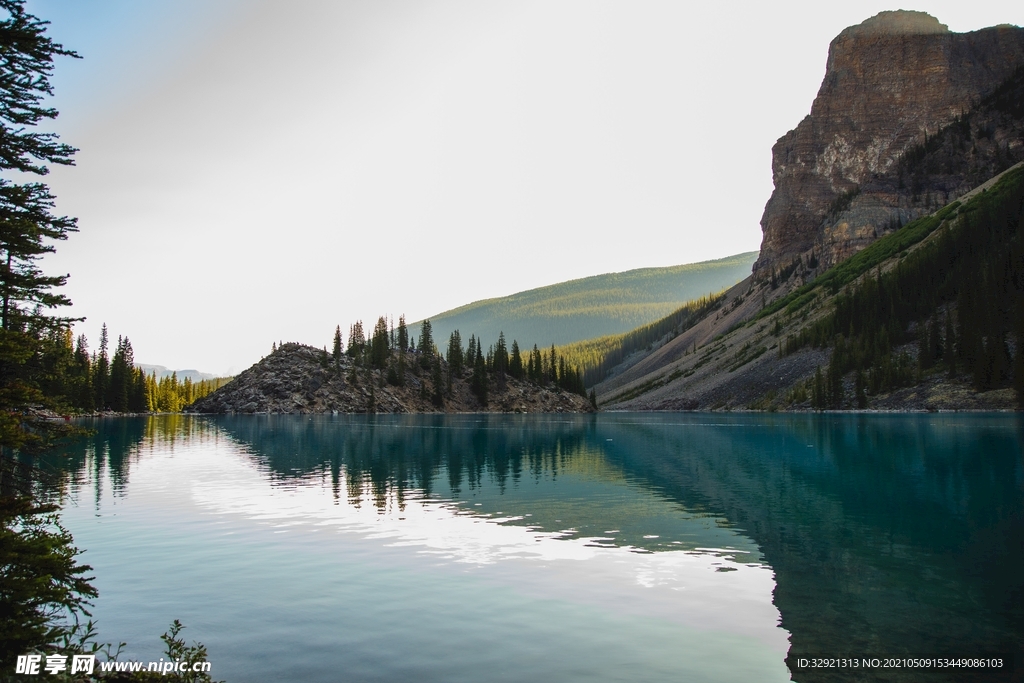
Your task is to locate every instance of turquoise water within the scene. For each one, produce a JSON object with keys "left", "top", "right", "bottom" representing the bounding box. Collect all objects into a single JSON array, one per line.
[{"left": 35, "top": 413, "right": 1024, "bottom": 682}]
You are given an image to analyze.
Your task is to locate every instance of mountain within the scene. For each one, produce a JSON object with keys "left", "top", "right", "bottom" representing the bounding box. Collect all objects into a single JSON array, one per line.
[
  {"left": 411, "top": 252, "right": 757, "bottom": 350},
  {"left": 136, "top": 364, "right": 219, "bottom": 382},
  {"left": 596, "top": 162, "right": 1024, "bottom": 411},
  {"left": 591, "top": 12, "right": 1024, "bottom": 411},
  {"left": 754, "top": 11, "right": 1024, "bottom": 277}
]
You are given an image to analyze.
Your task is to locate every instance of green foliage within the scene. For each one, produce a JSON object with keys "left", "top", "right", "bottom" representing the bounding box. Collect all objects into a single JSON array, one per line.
[
  {"left": 11, "top": 322, "right": 230, "bottom": 414},
  {"left": 492, "top": 332, "right": 509, "bottom": 375},
  {"left": 146, "top": 372, "right": 231, "bottom": 413},
  {"left": 0, "top": 476, "right": 96, "bottom": 672},
  {"left": 0, "top": 0, "right": 79, "bottom": 330},
  {"left": 509, "top": 340, "right": 523, "bottom": 380},
  {"left": 555, "top": 293, "right": 725, "bottom": 388},
  {"left": 759, "top": 202, "right": 960, "bottom": 321},
  {"left": 783, "top": 164, "right": 1024, "bottom": 402},
  {"left": 0, "top": 0, "right": 82, "bottom": 450},
  {"left": 332, "top": 325, "right": 343, "bottom": 361},
  {"left": 470, "top": 340, "right": 488, "bottom": 405},
  {"left": 346, "top": 321, "right": 365, "bottom": 360},
  {"left": 431, "top": 356, "right": 444, "bottom": 408},
  {"left": 369, "top": 316, "right": 389, "bottom": 370},
  {"left": 445, "top": 330, "right": 463, "bottom": 378},
  {"left": 826, "top": 186, "right": 860, "bottom": 221},
  {"left": 396, "top": 315, "right": 408, "bottom": 352},
  {"left": 418, "top": 319, "right": 433, "bottom": 368},
  {"left": 896, "top": 66, "right": 1024, "bottom": 200}
]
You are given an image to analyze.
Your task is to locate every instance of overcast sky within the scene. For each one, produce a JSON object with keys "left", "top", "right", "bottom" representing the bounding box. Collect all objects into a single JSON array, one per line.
[{"left": 22, "top": 1, "right": 1023, "bottom": 375}]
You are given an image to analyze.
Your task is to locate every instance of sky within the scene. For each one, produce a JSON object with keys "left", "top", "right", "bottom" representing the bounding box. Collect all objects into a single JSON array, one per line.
[{"left": 20, "top": 1, "right": 1024, "bottom": 375}]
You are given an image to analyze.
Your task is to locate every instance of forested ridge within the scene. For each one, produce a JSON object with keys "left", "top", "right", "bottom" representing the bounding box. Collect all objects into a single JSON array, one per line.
[
  {"left": 784, "top": 164, "right": 1024, "bottom": 408},
  {"left": 555, "top": 294, "right": 725, "bottom": 389},
  {"left": 333, "top": 315, "right": 591, "bottom": 408}
]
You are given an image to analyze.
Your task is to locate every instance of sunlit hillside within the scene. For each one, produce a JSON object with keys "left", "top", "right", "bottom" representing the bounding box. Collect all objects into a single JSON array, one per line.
[{"left": 412, "top": 252, "right": 757, "bottom": 350}]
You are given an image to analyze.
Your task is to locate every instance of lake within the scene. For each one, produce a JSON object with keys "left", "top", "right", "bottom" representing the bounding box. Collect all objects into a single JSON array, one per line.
[{"left": 33, "top": 413, "right": 1024, "bottom": 682}]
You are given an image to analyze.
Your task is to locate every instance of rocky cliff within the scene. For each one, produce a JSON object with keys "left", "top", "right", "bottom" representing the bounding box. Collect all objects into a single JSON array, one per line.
[
  {"left": 597, "top": 163, "right": 1024, "bottom": 413},
  {"left": 754, "top": 11, "right": 1024, "bottom": 276}
]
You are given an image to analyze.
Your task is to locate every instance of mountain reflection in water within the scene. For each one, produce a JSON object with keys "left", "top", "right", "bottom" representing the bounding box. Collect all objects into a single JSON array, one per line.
[{"left": 34, "top": 413, "right": 1024, "bottom": 682}]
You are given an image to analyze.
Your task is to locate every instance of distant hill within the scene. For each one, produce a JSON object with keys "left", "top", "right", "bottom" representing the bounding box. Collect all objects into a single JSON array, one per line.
[
  {"left": 412, "top": 252, "right": 757, "bottom": 349},
  {"left": 137, "top": 364, "right": 218, "bottom": 382}
]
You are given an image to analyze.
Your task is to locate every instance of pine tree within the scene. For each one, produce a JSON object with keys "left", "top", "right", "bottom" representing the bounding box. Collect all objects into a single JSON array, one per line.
[
  {"left": 493, "top": 332, "right": 509, "bottom": 375},
  {"left": 531, "top": 344, "right": 542, "bottom": 383},
  {"left": 431, "top": 356, "right": 444, "bottom": 408},
  {"left": 332, "top": 325, "right": 343, "bottom": 361},
  {"left": 347, "top": 320, "right": 365, "bottom": 360},
  {"left": 107, "top": 335, "right": 131, "bottom": 411},
  {"left": 471, "top": 343, "right": 488, "bottom": 405},
  {"left": 397, "top": 315, "right": 408, "bottom": 352},
  {"left": 509, "top": 340, "right": 523, "bottom": 380},
  {"left": 70, "top": 333, "right": 92, "bottom": 410},
  {"left": 130, "top": 367, "right": 147, "bottom": 412},
  {"left": 370, "top": 316, "right": 389, "bottom": 369},
  {"left": 0, "top": 2, "right": 78, "bottom": 332},
  {"left": 0, "top": 3, "right": 80, "bottom": 447},
  {"left": 418, "top": 319, "right": 434, "bottom": 367},
  {"left": 446, "top": 330, "right": 464, "bottom": 377},
  {"left": 394, "top": 347, "right": 406, "bottom": 387},
  {"left": 93, "top": 323, "right": 109, "bottom": 409}
]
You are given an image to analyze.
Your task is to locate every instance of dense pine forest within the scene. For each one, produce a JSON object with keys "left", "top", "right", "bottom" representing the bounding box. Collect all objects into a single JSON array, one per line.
[
  {"left": 333, "top": 315, "right": 592, "bottom": 408},
  {"left": 32, "top": 323, "right": 230, "bottom": 415},
  {"left": 781, "top": 165, "right": 1024, "bottom": 408}
]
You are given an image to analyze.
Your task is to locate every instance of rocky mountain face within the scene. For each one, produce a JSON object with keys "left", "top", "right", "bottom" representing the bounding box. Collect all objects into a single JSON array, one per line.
[
  {"left": 754, "top": 11, "right": 1024, "bottom": 276},
  {"left": 596, "top": 161, "right": 1024, "bottom": 413},
  {"left": 188, "top": 343, "right": 593, "bottom": 414}
]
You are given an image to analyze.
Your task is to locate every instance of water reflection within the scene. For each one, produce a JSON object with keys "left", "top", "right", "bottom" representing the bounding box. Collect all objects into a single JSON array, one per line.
[
  {"left": 593, "top": 414, "right": 1024, "bottom": 682},
  {"left": 207, "top": 414, "right": 760, "bottom": 560},
  {"left": 43, "top": 415, "right": 791, "bottom": 682},
  {"left": 32, "top": 415, "right": 222, "bottom": 506},
  {"left": 34, "top": 413, "right": 1024, "bottom": 682}
]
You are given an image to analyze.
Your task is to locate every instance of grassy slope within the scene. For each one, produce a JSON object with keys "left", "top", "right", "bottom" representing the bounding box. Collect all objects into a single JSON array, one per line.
[{"left": 413, "top": 252, "right": 757, "bottom": 349}]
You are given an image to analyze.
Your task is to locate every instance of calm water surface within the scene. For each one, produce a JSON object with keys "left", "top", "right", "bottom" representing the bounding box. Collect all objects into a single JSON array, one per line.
[{"left": 33, "top": 413, "right": 1024, "bottom": 682}]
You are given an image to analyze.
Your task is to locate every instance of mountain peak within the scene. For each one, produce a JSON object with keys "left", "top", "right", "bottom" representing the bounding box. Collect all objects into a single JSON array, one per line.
[
  {"left": 841, "top": 10, "right": 949, "bottom": 37},
  {"left": 753, "top": 14, "right": 1024, "bottom": 276}
]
